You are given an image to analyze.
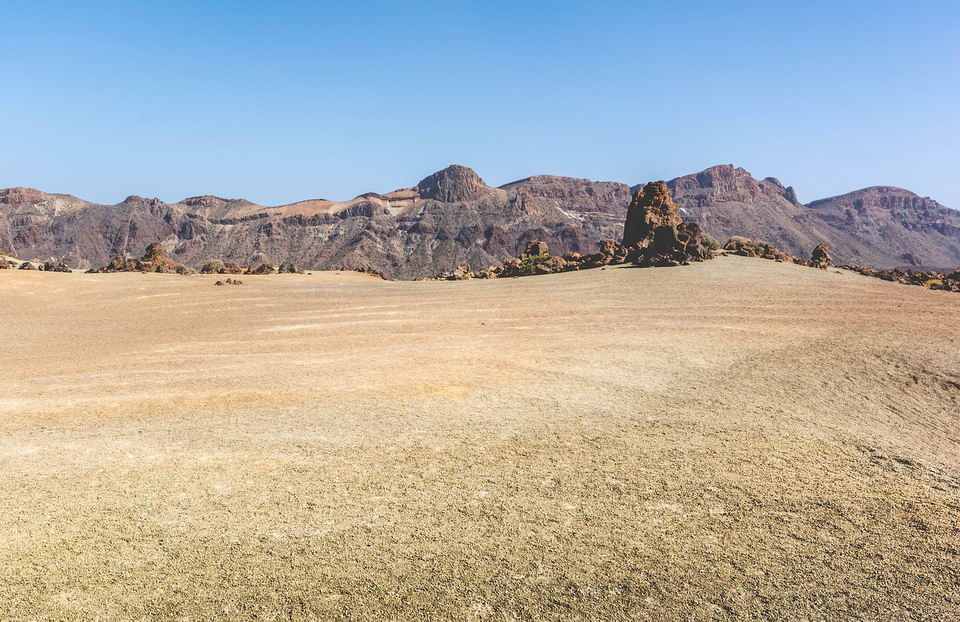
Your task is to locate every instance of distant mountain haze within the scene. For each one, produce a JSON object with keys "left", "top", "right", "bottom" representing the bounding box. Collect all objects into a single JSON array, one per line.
[{"left": 2, "top": 164, "right": 958, "bottom": 278}]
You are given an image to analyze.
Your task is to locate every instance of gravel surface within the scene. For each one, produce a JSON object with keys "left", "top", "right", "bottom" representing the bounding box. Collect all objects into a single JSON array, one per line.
[{"left": 1, "top": 256, "right": 958, "bottom": 620}]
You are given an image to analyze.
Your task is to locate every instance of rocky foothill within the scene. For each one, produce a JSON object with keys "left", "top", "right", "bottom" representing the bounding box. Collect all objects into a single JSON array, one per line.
[
  {"left": 724, "top": 237, "right": 960, "bottom": 292},
  {"left": 436, "top": 182, "right": 716, "bottom": 280}
]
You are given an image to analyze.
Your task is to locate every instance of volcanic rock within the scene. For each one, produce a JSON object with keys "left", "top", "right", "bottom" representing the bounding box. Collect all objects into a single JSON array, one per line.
[
  {"left": 249, "top": 263, "right": 275, "bottom": 275},
  {"left": 623, "top": 182, "right": 682, "bottom": 248},
  {"left": 810, "top": 244, "right": 832, "bottom": 269},
  {"left": 723, "top": 237, "right": 804, "bottom": 264}
]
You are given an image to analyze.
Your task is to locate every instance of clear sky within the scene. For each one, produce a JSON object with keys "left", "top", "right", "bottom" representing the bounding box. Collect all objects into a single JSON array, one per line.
[{"left": 2, "top": 1, "right": 958, "bottom": 207}]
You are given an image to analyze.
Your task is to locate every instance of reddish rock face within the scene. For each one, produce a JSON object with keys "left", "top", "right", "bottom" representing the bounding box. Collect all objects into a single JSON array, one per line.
[
  {"left": 416, "top": 165, "right": 491, "bottom": 203},
  {"left": 0, "top": 188, "right": 45, "bottom": 205},
  {"left": 622, "top": 182, "right": 683, "bottom": 247}
]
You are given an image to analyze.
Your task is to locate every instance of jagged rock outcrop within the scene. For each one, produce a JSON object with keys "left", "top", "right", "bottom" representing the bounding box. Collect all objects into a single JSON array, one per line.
[
  {"left": 623, "top": 182, "right": 683, "bottom": 247},
  {"left": 624, "top": 182, "right": 714, "bottom": 266}
]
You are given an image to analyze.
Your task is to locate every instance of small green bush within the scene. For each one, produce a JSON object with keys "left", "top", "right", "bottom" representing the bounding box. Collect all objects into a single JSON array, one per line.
[
  {"left": 701, "top": 234, "right": 720, "bottom": 251},
  {"left": 518, "top": 254, "right": 549, "bottom": 276}
]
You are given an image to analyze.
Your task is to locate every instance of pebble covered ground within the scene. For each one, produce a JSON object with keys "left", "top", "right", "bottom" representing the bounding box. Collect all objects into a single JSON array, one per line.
[{"left": 0, "top": 256, "right": 957, "bottom": 620}]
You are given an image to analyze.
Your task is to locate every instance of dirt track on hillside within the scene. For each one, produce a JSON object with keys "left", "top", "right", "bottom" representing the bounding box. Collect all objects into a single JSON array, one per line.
[{"left": 1, "top": 257, "right": 958, "bottom": 620}]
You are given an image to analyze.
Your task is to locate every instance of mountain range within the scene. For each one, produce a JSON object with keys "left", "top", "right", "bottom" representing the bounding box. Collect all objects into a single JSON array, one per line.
[{"left": 2, "top": 164, "right": 958, "bottom": 278}]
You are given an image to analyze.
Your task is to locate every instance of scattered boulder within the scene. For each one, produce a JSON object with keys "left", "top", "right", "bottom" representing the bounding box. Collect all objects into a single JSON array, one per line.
[
  {"left": 810, "top": 244, "right": 832, "bottom": 269},
  {"left": 18, "top": 261, "right": 36, "bottom": 270},
  {"left": 249, "top": 263, "right": 275, "bottom": 275},
  {"left": 41, "top": 260, "right": 72, "bottom": 272},
  {"left": 840, "top": 265, "right": 960, "bottom": 292},
  {"left": 439, "top": 264, "right": 472, "bottom": 280}
]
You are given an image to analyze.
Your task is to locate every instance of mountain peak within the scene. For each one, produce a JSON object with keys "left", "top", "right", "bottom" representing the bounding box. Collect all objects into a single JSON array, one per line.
[
  {"left": 416, "top": 165, "right": 490, "bottom": 202},
  {"left": 0, "top": 187, "right": 46, "bottom": 205}
]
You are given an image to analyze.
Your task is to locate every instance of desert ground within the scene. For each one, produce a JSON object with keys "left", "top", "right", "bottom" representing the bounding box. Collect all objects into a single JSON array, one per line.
[{"left": 0, "top": 256, "right": 958, "bottom": 620}]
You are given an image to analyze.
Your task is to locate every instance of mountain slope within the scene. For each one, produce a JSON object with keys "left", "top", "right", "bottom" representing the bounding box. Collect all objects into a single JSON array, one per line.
[
  {"left": 0, "top": 166, "right": 633, "bottom": 278},
  {"left": 806, "top": 186, "right": 960, "bottom": 269},
  {"left": 665, "top": 165, "right": 960, "bottom": 268},
  {"left": 1, "top": 164, "right": 957, "bottom": 276}
]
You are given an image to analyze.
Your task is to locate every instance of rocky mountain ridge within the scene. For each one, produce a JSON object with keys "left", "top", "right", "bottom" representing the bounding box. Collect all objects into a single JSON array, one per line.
[{"left": 1, "top": 164, "right": 957, "bottom": 278}]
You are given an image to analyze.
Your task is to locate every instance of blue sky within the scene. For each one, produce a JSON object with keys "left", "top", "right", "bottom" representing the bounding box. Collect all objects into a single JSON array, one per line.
[{"left": 2, "top": 1, "right": 958, "bottom": 207}]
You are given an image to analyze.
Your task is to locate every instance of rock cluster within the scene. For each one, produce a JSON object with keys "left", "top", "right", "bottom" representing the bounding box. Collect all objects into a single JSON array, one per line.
[
  {"left": 723, "top": 237, "right": 804, "bottom": 264},
  {"left": 1, "top": 256, "right": 71, "bottom": 271},
  {"left": 201, "top": 259, "right": 304, "bottom": 275},
  {"left": 723, "top": 236, "right": 959, "bottom": 293},
  {"left": 42, "top": 260, "right": 72, "bottom": 272},
  {"left": 91, "top": 243, "right": 193, "bottom": 274}
]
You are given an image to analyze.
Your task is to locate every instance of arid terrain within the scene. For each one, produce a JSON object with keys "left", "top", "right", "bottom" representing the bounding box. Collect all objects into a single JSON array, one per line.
[
  {"left": 1, "top": 256, "right": 958, "bottom": 620},
  {"left": 4, "top": 163, "right": 960, "bottom": 278}
]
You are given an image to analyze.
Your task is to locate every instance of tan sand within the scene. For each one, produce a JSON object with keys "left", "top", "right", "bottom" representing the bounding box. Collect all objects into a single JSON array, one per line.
[{"left": 0, "top": 256, "right": 957, "bottom": 620}]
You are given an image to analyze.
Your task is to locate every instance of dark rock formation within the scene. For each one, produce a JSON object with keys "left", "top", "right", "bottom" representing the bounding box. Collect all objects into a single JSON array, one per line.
[
  {"left": 625, "top": 183, "right": 714, "bottom": 267},
  {"left": 41, "top": 260, "right": 72, "bottom": 272},
  {"left": 810, "top": 244, "right": 832, "bottom": 269},
  {"left": 249, "top": 263, "right": 275, "bottom": 275}
]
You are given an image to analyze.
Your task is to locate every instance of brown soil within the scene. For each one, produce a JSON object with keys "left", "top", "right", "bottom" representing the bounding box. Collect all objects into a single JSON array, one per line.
[{"left": 0, "top": 257, "right": 957, "bottom": 620}]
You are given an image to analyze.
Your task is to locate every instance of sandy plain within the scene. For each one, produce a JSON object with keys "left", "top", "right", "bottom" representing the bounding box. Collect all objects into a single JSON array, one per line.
[{"left": 0, "top": 256, "right": 958, "bottom": 620}]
